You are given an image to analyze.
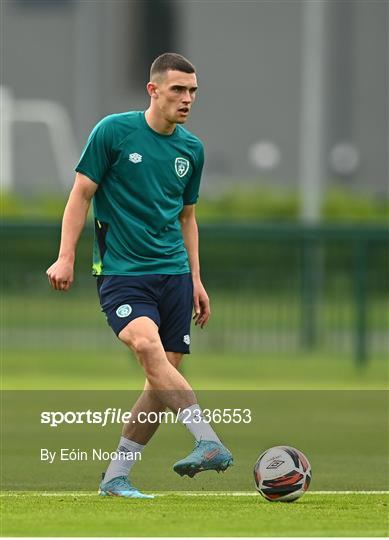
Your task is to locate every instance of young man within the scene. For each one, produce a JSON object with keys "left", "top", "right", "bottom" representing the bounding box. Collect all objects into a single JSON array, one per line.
[{"left": 47, "top": 53, "right": 233, "bottom": 498}]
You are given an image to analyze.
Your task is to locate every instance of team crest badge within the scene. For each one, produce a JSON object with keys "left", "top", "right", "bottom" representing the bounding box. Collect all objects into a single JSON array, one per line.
[
  {"left": 116, "top": 304, "right": 132, "bottom": 318},
  {"left": 175, "top": 157, "right": 190, "bottom": 178}
]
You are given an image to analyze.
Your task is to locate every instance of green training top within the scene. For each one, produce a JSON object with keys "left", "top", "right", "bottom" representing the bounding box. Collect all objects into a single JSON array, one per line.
[{"left": 75, "top": 111, "right": 204, "bottom": 275}]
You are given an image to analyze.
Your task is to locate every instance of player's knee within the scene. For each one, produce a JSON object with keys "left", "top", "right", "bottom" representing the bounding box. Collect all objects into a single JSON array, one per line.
[{"left": 126, "top": 334, "right": 160, "bottom": 358}]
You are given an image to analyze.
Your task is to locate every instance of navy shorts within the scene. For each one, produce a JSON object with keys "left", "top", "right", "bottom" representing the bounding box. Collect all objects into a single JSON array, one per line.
[{"left": 97, "top": 274, "right": 193, "bottom": 354}]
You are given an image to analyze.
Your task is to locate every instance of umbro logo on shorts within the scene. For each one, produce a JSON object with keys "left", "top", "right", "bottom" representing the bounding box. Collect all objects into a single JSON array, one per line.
[
  {"left": 129, "top": 153, "right": 142, "bottom": 163},
  {"left": 116, "top": 304, "right": 132, "bottom": 318}
]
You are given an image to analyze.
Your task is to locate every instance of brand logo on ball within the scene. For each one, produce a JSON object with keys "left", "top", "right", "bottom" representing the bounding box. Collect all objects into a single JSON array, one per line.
[
  {"left": 266, "top": 459, "right": 285, "bottom": 469},
  {"left": 175, "top": 157, "right": 190, "bottom": 178},
  {"left": 116, "top": 304, "right": 132, "bottom": 318}
]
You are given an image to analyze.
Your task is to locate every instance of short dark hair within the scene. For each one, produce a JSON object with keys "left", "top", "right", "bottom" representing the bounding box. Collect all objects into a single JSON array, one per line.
[{"left": 150, "top": 53, "right": 196, "bottom": 80}]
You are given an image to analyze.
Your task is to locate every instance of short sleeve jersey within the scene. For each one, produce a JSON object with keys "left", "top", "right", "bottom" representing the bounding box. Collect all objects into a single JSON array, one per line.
[{"left": 75, "top": 111, "right": 204, "bottom": 276}]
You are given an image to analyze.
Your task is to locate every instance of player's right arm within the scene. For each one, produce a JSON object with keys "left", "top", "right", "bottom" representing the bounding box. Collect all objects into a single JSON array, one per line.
[{"left": 46, "top": 173, "right": 98, "bottom": 291}]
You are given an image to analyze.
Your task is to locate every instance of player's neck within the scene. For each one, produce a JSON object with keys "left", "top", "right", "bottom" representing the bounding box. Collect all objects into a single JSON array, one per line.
[{"left": 144, "top": 108, "right": 176, "bottom": 135}]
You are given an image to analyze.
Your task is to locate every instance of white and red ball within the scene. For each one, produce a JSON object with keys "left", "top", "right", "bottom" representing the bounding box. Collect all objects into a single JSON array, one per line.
[{"left": 254, "top": 446, "right": 311, "bottom": 502}]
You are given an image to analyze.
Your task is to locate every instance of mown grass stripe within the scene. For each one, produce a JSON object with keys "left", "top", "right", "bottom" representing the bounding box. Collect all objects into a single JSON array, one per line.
[{"left": 1, "top": 490, "right": 388, "bottom": 497}]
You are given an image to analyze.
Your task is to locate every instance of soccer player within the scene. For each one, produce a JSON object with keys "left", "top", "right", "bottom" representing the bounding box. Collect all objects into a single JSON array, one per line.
[{"left": 46, "top": 53, "right": 233, "bottom": 498}]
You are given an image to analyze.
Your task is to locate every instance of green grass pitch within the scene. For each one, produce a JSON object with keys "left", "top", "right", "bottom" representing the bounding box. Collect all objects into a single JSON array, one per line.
[
  {"left": 1, "top": 492, "right": 388, "bottom": 536},
  {"left": 2, "top": 291, "right": 388, "bottom": 536}
]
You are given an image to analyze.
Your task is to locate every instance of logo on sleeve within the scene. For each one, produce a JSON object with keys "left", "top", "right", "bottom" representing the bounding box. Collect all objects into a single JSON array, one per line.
[
  {"left": 129, "top": 153, "right": 142, "bottom": 163},
  {"left": 116, "top": 304, "right": 132, "bottom": 318},
  {"left": 175, "top": 157, "right": 190, "bottom": 178}
]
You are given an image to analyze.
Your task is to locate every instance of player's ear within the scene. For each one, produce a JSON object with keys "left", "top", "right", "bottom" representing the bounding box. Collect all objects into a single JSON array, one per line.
[{"left": 147, "top": 82, "right": 158, "bottom": 98}]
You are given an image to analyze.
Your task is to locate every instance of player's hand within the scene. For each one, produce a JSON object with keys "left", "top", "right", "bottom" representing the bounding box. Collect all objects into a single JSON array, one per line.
[
  {"left": 46, "top": 258, "right": 74, "bottom": 291},
  {"left": 193, "top": 280, "right": 211, "bottom": 328}
]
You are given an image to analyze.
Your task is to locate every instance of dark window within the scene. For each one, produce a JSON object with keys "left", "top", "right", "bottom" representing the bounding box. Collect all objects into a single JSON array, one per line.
[{"left": 132, "top": 0, "right": 180, "bottom": 88}]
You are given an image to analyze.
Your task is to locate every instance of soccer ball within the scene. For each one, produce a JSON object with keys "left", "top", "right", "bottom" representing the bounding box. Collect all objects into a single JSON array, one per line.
[{"left": 254, "top": 446, "right": 311, "bottom": 502}]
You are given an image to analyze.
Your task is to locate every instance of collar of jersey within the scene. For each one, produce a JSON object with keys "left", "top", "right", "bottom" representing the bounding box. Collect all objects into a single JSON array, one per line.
[{"left": 141, "top": 111, "right": 178, "bottom": 139}]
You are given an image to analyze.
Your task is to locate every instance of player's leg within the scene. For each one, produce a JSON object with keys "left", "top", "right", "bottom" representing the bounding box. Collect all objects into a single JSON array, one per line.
[
  {"left": 118, "top": 317, "right": 197, "bottom": 410},
  {"left": 122, "top": 352, "right": 183, "bottom": 444},
  {"left": 98, "top": 277, "right": 193, "bottom": 496},
  {"left": 99, "top": 353, "right": 183, "bottom": 497},
  {"left": 97, "top": 276, "right": 170, "bottom": 497},
  {"left": 98, "top": 276, "right": 194, "bottom": 410},
  {"left": 119, "top": 317, "right": 232, "bottom": 477},
  {"left": 157, "top": 274, "right": 233, "bottom": 477},
  {"left": 99, "top": 275, "right": 232, "bottom": 486}
]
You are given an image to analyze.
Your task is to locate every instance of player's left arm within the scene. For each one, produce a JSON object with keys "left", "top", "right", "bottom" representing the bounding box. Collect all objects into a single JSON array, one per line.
[{"left": 180, "top": 204, "right": 210, "bottom": 328}]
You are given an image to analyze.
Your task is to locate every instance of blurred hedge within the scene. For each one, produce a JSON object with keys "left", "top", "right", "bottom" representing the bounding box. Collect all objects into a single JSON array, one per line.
[{"left": 1, "top": 186, "right": 388, "bottom": 223}]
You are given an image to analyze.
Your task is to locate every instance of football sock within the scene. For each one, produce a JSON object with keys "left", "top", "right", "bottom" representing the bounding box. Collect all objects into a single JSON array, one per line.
[
  {"left": 177, "top": 404, "right": 221, "bottom": 443},
  {"left": 103, "top": 437, "right": 144, "bottom": 483}
]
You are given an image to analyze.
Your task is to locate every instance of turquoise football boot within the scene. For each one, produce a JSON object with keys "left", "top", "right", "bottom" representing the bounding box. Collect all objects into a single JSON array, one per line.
[
  {"left": 173, "top": 440, "right": 233, "bottom": 477},
  {"left": 98, "top": 474, "right": 154, "bottom": 499}
]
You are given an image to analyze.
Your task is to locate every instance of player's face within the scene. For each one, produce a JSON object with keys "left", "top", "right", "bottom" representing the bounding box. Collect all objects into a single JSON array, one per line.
[{"left": 151, "top": 70, "right": 198, "bottom": 125}]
